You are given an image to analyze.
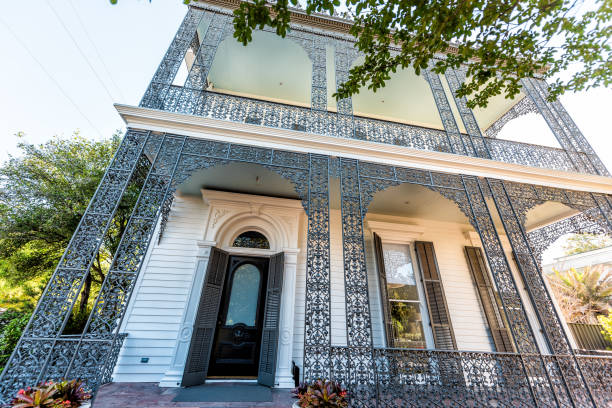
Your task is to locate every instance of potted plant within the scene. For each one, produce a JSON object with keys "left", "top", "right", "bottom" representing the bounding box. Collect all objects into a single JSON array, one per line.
[
  {"left": 291, "top": 379, "right": 348, "bottom": 408},
  {"left": 11, "top": 380, "right": 91, "bottom": 408}
]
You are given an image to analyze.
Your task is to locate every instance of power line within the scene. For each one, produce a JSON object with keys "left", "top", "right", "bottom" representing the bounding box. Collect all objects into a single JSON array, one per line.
[
  {"left": 46, "top": 0, "right": 117, "bottom": 104},
  {"left": 0, "top": 16, "right": 104, "bottom": 138},
  {"left": 67, "top": 0, "right": 126, "bottom": 101}
]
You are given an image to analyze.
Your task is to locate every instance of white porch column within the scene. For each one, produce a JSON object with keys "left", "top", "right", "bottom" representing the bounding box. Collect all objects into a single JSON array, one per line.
[
  {"left": 160, "top": 240, "right": 216, "bottom": 387},
  {"left": 275, "top": 248, "right": 299, "bottom": 388}
]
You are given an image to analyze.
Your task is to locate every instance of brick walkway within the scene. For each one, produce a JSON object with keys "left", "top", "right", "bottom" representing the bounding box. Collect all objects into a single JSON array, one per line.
[{"left": 93, "top": 382, "right": 295, "bottom": 408}]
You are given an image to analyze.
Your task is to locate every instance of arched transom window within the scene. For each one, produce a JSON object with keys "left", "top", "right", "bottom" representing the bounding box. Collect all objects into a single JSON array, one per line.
[{"left": 232, "top": 231, "right": 270, "bottom": 249}]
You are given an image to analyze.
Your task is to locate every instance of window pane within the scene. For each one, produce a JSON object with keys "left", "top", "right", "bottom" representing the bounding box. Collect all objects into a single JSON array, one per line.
[
  {"left": 225, "top": 264, "right": 261, "bottom": 326},
  {"left": 383, "top": 243, "right": 418, "bottom": 300},
  {"left": 390, "top": 301, "right": 426, "bottom": 349}
]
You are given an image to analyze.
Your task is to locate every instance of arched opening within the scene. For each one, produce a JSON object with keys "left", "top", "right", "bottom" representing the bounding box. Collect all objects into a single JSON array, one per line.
[
  {"left": 232, "top": 231, "right": 270, "bottom": 249},
  {"left": 176, "top": 161, "right": 303, "bottom": 200},
  {"left": 525, "top": 202, "right": 612, "bottom": 350},
  {"left": 207, "top": 30, "right": 312, "bottom": 106},
  {"left": 494, "top": 112, "right": 560, "bottom": 148},
  {"left": 349, "top": 57, "right": 444, "bottom": 130},
  {"left": 358, "top": 182, "right": 511, "bottom": 353}
]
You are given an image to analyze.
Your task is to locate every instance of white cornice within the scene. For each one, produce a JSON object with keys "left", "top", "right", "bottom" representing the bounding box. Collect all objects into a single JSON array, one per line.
[{"left": 115, "top": 104, "right": 612, "bottom": 195}]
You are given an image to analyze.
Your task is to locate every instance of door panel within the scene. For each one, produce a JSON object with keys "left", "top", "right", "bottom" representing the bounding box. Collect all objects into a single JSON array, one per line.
[
  {"left": 181, "top": 247, "right": 229, "bottom": 387},
  {"left": 208, "top": 256, "right": 268, "bottom": 377},
  {"left": 258, "top": 252, "right": 284, "bottom": 386}
]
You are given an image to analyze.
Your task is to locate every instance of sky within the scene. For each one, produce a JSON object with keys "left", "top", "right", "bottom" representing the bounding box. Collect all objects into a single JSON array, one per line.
[{"left": 1, "top": 0, "right": 610, "bottom": 264}]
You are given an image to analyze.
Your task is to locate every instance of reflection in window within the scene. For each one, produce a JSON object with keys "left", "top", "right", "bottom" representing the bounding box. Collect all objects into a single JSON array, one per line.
[
  {"left": 232, "top": 231, "right": 270, "bottom": 249},
  {"left": 225, "top": 264, "right": 261, "bottom": 326},
  {"left": 383, "top": 243, "right": 427, "bottom": 348}
]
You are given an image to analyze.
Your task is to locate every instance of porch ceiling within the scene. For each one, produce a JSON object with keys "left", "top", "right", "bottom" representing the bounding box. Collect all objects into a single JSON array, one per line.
[
  {"left": 176, "top": 162, "right": 302, "bottom": 200},
  {"left": 365, "top": 183, "right": 471, "bottom": 225}
]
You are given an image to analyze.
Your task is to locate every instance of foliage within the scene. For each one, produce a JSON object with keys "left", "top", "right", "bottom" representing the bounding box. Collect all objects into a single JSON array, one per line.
[
  {"left": 11, "top": 381, "right": 90, "bottom": 408},
  {"left": 0, "top": 310, "right": 31, "bottom": 373},
  {"left": 598, "top": 310, "right": 612, "bottom": 348},
  {"left": 0, "top": 132, "right": 122, "bottom": 312},
  {"left": 11, "top": 384, "right": 59, "bottom": 408},
  {"left": 563, "top": 233, "right": 612, "bottom": 256},
  {"left": 292, "top": 379, "right": 348, "bottom": 407},
  {"left": 54, "top": 380, "right": 92, "bottom": 408},
  {"left": 175, "top": 0, "right": 612, "bottom": 108},
  {"left": 546, "top": 265, "right": 612, "bottom": 324}
]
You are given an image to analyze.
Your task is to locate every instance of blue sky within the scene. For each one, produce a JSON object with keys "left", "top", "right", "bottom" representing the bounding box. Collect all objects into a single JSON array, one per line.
[{"left": 1, "top": 0, "right": 610, "bottom": 170}]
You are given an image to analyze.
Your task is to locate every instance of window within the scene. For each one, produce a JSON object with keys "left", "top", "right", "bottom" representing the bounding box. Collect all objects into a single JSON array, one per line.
[
  {"left": 380, "top": 242, "right": 430, "bottom": 349},
  {"left": 225, "top": 263, "right": 261, "bottom": 326},
  {"left": 232, "top": 231, "right": 270, "bottom": 249}
]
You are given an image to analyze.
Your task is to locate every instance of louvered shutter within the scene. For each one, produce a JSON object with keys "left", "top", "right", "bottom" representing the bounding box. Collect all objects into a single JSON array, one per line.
[
  {"left": 414, "top": 241, "right": 456, "bottom": 350},
  {"left": 465, "top": 246, "right": 514, "bottom": 352},
  {"left": 373, "top": 233, "right": 394, "bottom": 347},
  {"left": 181, "top": 247, "right": 229, "bottom": 386},
  {"left": 258, "top": 252, "right": 284, "bottom": 387}
]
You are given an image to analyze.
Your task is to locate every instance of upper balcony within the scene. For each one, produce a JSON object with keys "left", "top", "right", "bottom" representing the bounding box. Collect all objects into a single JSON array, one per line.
[{"left": 138, "top": 4, "right": 610, "bottom": 178}]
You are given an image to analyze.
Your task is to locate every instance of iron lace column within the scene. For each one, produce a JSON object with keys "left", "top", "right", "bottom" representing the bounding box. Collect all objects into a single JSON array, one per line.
[
  {"left": 140, "top": 8, "right": 204, "bottom": 109},
  {"left": 303, "top": 155, "right": 333, "bottom": 381},
  {"left": 444, "top": 67, "right": 596, "bottom": 407},
  {"left": 0, "top": 130, "right": 154, "bottom": 403},
  {"left": 338, "top": 159, "right": 376, "bottom": 406},
  {"left": 521, "top": 77, "right": 610, "bottom": 176}
]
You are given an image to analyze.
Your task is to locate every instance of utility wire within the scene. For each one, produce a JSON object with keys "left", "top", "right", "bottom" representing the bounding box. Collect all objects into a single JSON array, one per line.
[
  {"left": 0, "top": 16, "right": 104, "bottom": 138},
  {"left": 46, "top": 0, "right": 117, "bottom": 104},
  {"left": 67, "top": 0, "right": 126, "bottom": 101}
]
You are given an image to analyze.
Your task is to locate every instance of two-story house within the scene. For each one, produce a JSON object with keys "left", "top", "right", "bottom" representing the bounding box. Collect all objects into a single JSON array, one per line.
[{"left": 1, "top": 1, "right": 611, "bottom": 406}]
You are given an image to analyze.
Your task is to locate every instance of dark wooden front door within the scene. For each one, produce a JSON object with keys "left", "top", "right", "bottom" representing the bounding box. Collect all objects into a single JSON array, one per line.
[{"left": 207, "top": 256, "right": 268, "bottom": 377}]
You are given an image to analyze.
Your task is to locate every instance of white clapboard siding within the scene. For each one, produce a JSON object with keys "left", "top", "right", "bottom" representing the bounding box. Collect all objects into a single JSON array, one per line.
[
  {"left": 118, "top": 194, "right": 496, "bottom": 383},
  {"left": 114, "top": 195, "right": 207, "bottom": 382}
]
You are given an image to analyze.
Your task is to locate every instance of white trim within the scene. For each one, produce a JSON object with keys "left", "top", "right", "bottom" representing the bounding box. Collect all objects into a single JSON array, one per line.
[{"left": 115, "top": 104, "right": 612, "bottom": 194}]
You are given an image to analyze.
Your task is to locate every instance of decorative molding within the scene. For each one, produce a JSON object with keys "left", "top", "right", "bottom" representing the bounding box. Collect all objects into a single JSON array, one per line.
[{"left": 116, "top": 104, "right": 612, "bottom": 195}]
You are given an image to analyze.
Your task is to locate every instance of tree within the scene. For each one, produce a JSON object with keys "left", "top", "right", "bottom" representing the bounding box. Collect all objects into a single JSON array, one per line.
[
  {"left": 156, "top": 0, "right": 612, "bottom": 108},
  {"left": 0, "top": 132, "right": 125, "bottom": 314},
  {"left": 547, "top": 265, "right": 612, "bottom": 323},
  {"left": 563, "top": 233, "right": 612, "bottom": 256}
]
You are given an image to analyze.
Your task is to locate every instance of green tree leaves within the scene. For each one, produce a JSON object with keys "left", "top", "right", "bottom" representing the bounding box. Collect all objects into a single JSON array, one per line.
[{"left": 199, "top": 0, "right": 611, "bottom": 108}]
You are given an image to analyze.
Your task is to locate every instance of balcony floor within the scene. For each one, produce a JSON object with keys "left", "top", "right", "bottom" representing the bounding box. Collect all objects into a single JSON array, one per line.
[{"left": 93, "top": 382, "right": 295, "bottom": 408}]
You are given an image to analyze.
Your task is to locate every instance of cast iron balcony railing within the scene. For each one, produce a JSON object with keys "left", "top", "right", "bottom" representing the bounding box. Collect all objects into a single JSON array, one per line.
[
  {"left": 152, "top": 86, "right": 598, "bottom": 175},
  {"left": 327, "top": 346, "right": 612, "bottom": 407}
]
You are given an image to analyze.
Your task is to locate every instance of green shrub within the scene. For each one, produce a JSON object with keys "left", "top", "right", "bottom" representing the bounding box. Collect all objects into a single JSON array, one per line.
[
  {"left": 0, "top": 310, "right": 31, "bottom": 373},
  {"left": 598, "top": 310, "right": 612, "bottom": 349}
]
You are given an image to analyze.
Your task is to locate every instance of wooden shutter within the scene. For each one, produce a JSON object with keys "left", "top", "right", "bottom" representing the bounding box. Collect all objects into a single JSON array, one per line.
[
  {"left": 414, "top": 241, "right": 456, "bottom": 350},
  {"left": 181, "top": 247, "right": 229, "bottom": 386},
  {"left": 465, "top": 246, "right": 514, "bottom": 352},
  {"left": 373, "top": 233, "right": 394, "bottom": 347},
  {"left": 258, "top": 252, "right": 284, "bottom": 387}
]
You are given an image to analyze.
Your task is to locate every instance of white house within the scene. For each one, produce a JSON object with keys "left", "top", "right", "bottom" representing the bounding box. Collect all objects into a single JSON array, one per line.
[{"left": 1, "top": 1, "right": 611, "bottom": 406}]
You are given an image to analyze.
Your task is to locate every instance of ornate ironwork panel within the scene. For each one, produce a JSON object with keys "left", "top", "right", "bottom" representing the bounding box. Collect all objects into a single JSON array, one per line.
[
  {"left": 444, "top": 68, "right": 491, "bottom": 159},
  {"left": 530, "top": 79, "right": 610, "bottom": 177},
  {"left": 520, "top": 77, "right": 595, "bottom": 175},
  {"left": 338, "top": 159, "right": 376, "bottom": 404},
  {"left": 0, "top": 130, "right": 327, "bottom": 403},
  {"left": 485, "top": 96, "right": 538, "bottom": 138},
  {"left": 140, "top": 8, "right": 204, "bottom": 109},
  {"left": 303, "top": 155, "right": 332, "bottom": 381},
  {"left": 577, "top": 356, "right": 612, "bottom": 407},
  {"left": 422, "top": 68, "right": 472, "bottom": 155},
  {"left": 461, "top": 178, "right": 542, "bottom": 354},
  {"left": 333, "top": 39, "right": 360, "bottom": 117},
  {"left": 528, "top": 213, "right": 608, "bottom": 265},
  {"left": 0, "top": 130, "right": 155, "bottom": 403},
  {"left": 487, "top": 179, "right": 596, "bottom": 407}
]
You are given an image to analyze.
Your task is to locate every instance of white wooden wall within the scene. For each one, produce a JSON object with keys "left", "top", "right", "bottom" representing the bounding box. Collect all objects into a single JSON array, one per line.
[{"left": 115, "top": 195, "right": 523, "bottom": 383}]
